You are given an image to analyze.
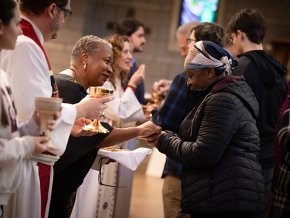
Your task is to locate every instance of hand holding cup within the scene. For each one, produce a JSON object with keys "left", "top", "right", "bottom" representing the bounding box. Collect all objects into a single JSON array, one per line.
[
  {"left": 35, "top": 97, "right": 62, "bottom": 149},
  {"left": 82, "top": 86, "right": 114, "bottom": 133}
]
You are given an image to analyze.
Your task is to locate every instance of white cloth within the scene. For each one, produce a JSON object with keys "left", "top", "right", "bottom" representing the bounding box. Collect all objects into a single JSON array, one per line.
[
  {"left": 103, "top": 80, "right": 145, "bottom": 126},
  {"left": 73, "top": 79, "right": 145, "bottom": 218},
  {"left": 98, "top": 147, "right": 152, "bottom": 171},
  {"left": 70, "top": 170, "right": 101, "bottom": 218},
  {"left": 1, "top": 18, "right": 76, "bottom": 218},
  {"left": 0, "top": 68, "right": 36, "bottom": 206}
]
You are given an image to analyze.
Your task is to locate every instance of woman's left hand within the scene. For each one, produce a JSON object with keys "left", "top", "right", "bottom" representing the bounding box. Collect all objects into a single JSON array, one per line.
[{"left": 71, "top": 118, "right": 96, "bottom": 137}]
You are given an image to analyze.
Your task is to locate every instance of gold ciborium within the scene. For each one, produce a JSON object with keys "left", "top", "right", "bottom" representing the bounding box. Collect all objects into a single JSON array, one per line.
[{"left": 82, "top": 86, "right": 114, "bottom": 133}]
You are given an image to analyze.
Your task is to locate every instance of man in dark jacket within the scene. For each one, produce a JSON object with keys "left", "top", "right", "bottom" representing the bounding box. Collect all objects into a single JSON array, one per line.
[
  {"left": 227, "top": 8, "right": 288, "bottom": 188},
  {"left": 146, "top": 40, "right": 266, "bottom": 218}
]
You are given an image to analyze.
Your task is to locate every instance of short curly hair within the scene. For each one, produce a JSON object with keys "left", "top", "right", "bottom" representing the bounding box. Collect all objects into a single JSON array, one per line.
[{"left": 70, "top": 35, "right": 111, "bottom": 64}]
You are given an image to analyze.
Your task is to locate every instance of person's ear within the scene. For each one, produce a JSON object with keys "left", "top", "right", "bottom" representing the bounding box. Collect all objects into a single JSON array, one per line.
[
  {"left": 207, "top": 68, "right": 215, "bottom": 78},
  {"left": 46, "top": 3, "right": 58, "bottom": 19},
  {"left": 237, "top": 30, "right": 248, "bottom": 41},
  {"left": 81, "top": 51, "right": 89, "bottom": 66}
]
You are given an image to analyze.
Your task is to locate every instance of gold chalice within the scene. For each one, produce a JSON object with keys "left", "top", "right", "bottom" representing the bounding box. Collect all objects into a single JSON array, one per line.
[{"left": 82, "top": 86, "right": 114, "bottom": 133}]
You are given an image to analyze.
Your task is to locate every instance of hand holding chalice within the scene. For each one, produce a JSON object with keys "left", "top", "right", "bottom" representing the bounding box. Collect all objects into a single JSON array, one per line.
[
  {"left": 82, "top": 86, "right": 114, "bottom": 133},
  {"left": 35, "top": 97, "right": 63, "bottom": 149}
]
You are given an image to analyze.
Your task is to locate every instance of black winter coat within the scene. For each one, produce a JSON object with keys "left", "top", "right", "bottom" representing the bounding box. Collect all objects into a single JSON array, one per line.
[{"left": 157, "top": 76, "right": 266, "bottom": 215}]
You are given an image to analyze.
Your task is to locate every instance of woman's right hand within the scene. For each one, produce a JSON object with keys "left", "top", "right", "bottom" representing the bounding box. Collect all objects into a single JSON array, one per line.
[
  {"left": 71, "top": 118, "right": 96, "bottom": 137},
  {"left": 75, "top": 95, "right": 114, "bottom": 120},
  {"left": 137, "top": 121, "right": 161, "bottom": 138},
  {"left": 33, "top": 136, "right": 50, "bottom": 153},
  {"left": 128, "top": 64, "right": 145, "bottom": 87},
  {"left": 152, "top": 79, "right": 172, "bottom": 95}
]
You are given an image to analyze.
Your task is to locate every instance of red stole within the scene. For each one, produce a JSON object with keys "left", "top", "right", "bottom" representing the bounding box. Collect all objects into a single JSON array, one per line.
[
  {"left": 20, "top": 18, "right": 56, "bottom": 218},
  {"left": 20, "top": 19, "right": 59, "bottom": 98}
]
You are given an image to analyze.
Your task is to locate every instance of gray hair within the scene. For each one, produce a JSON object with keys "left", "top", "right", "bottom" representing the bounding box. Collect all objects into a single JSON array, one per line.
[
  {"left": 70, "top": 35, "right": 112, "bottom": 64},
  {"left": 176, "top": 22, "right": 199, "bottom": 39}
]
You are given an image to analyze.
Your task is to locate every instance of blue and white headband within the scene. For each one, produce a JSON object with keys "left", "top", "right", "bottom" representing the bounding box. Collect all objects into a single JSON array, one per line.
[{"left": 184, "top": 41, "right": 237, "bottom": 75}]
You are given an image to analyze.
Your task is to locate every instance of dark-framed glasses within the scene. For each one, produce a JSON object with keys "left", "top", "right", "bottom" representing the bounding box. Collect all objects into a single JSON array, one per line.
[{"left": 56, "top": 5, "right": 72, "bottom": 19}]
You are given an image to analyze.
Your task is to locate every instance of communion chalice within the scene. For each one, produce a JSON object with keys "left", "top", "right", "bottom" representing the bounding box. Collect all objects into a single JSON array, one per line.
[
  {"left": 35, "top": 97, "right": 63, "bottom": 148},
  {"left": 82, "top": 86, "right": 114, "bottom": 133}
]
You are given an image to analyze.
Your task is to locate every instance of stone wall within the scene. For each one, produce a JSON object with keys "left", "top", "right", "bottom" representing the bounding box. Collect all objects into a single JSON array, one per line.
[{"left": 45, "top": 0, "right": 290, "bottom": 93}]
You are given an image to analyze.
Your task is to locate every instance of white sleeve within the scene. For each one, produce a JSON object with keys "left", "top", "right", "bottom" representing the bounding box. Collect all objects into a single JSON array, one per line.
[
  {"left": 48, "top": 103, "right": 76, "bottom": 156},
  {"left": 105, "top": 87, "right": 145, "bottom": 123},
  {"left": 18, "top": 103, "right": 76, "bottom": 156},
  {"left": 1, "top": 36, "right": 52, "bottom": 123},
  {"left": 1, "top": 36, "right": 77, "bottom": 156},
  {"left": 0, "top": 136, "right": 34, "bottom": 164}
]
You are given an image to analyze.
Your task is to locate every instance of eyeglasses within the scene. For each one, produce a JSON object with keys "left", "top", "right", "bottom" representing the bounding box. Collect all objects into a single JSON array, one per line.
[
  {"left": 56, "top": 5, "right": 72, "bottom": 19},
  {"left": 186, "top": 38, "right": 196, "bottom": 44}
]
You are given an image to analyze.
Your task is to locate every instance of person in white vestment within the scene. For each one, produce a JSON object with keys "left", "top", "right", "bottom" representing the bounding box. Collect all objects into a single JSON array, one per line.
[
  {"left": 0, "top": 1, "right": 58, "bottom": 217},
  {"left": 1, "top": 1, "right": 113, "bottom": 218},
  {"left": 73, "top": 34, "right": 147, "bottom": 218}
]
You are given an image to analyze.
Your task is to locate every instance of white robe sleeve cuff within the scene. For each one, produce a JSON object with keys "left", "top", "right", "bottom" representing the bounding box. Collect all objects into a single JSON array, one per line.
[{"left": 48, "top": 103, "right": 76, "bottom": 156}]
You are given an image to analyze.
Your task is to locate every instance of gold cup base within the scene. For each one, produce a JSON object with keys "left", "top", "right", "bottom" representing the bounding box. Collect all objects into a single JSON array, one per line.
[{"left": 82, "top": 120, "right": 109, "bottom": 133}]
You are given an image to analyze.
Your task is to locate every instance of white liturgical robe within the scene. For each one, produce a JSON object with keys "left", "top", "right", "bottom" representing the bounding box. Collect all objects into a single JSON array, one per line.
[{"left": 1, "top": 17, "right": 76, "bottom": 218}]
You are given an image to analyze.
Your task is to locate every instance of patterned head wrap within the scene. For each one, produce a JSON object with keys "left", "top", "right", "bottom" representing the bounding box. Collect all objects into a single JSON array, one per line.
[{"left": 184, "top": 41, "right": 238, "bottom": 75}]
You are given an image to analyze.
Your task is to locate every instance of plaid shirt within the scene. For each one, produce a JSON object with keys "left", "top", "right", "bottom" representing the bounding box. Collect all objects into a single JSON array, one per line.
[
  {"left": 153, "top": 71, "right": 205, "bottom": 178},
  {"left": 269, "top": 98, "right": 290, "bottom": 217}
]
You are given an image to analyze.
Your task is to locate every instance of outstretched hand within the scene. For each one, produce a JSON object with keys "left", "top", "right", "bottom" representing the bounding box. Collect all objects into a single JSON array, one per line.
[
  {"left": 76, "top": 95, "right": 114, "bottom": 120},
  {"left": 152, "top": 79, "right": 172, "bottom": 95},
  {"left": 70, "top": 118, "right": 96, "bottom": 137},
  {"left": 137, "top": 121, "right": 161, "bottom": 138},
  {"left": 136, "top": 121, "right": 162, "bottom": 147},
  {"left": 128, "top": 64, "right": 145, "bottom": 87}
]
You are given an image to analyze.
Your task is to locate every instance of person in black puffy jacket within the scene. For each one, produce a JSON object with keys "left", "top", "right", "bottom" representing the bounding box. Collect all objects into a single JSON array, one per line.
[{"left": 145, "top": 41, "right": 266, "bottom": 218}]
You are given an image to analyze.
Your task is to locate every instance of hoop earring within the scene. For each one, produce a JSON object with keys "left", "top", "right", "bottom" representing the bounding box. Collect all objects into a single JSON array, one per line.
[{"left": 83, "top": 64, "right": 87, "bottom": 70}]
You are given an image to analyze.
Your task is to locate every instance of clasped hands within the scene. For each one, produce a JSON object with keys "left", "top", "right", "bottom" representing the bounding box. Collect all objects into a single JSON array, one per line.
[{"left": 137, "top": 121, "right": 163, "bottom": 147}]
